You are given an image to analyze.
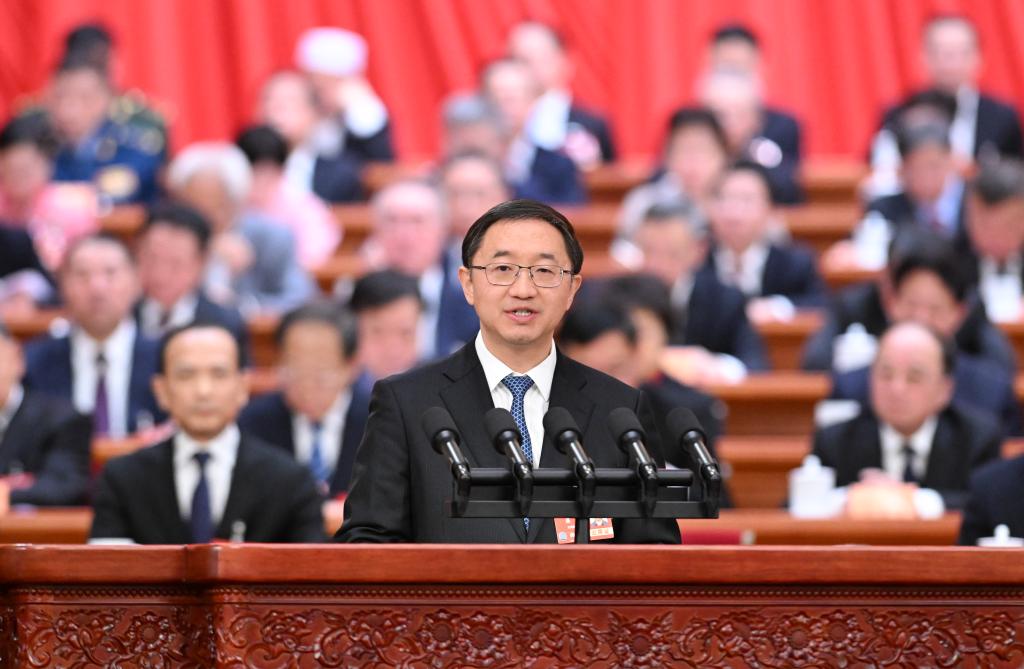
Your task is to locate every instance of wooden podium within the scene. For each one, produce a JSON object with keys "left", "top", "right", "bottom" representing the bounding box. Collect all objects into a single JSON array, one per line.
[{"left": 2, "top": 544, "right": 1023, "bottom": 667}]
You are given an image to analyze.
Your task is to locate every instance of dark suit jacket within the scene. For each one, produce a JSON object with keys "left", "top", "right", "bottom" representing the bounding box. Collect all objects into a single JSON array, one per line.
[
  {"left": 958, "top": 456, "right": 1024, "bottom": 545},
  {"left": 22, "top": 331, "right": 164, "bottom": 433},
  {"left": 0, "top": 392, "right": 91, "bottom": 505},
  {"left": 674, "top": 269, "right": 769, "bottom": 370},
  {"left": 755, "top": 107, "right": 804, "bottom": 205},
  {"left": 434, "top": 248, "right": 480, "bottom": 359},
  {"left": 90, "top": 432, "right": 326, "bottom": 543},
  {"left": 811, "top": 406, "right": 1002, "bottom": 509},
  {"left": 335, "top": 344, "right": 682, "bottom": 544},
  {"left": 238, "top": 373, "right": 373, "bottom": 496},
  {"left": 801, "top": 282, "right": 1016, "bottom": 372},
  {"left": 311, "top": 122, "right": 395, "bottom": 203},
  {"left": 0, "top": 226, "right": 50, "bottom": 282},
  {"left": 515, "top": 146, "right": 587, "bottom": 205},
  {"left": 829, "top": 354, "right": 1021, "bottom": 436},
  {"left": 568, "top": 105, "right": 616, "bottom": 162},
  {"left": 866, "top": 191, "right": 969, "bottom": 251},
  {"left": 704, "top": 243, "right": 828, "bottom": 308},
  {"left": 134, "top": 292, "right": 251, "bottom": 365},
  {"left": 641, "top": 375, "right": 732, "bottom": 508}
]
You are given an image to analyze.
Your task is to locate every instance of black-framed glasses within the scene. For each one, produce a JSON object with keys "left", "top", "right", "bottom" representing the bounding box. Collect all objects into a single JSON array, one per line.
[{"left": 469, "top": 262, "right": 572, "bottom": 288}]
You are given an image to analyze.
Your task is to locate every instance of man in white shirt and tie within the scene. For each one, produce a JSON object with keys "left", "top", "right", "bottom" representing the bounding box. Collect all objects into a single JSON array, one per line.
[{"left": 90, "top": 322, "right": 325, "bottom": 544}]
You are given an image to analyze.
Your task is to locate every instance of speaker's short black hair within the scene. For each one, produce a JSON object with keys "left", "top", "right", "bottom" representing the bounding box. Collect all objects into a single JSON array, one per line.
[
  {"left": 141, "top": 201, "right": 212, "bottom": 252},
  {"left": 157, "top": 321, "right": 243, "bottom": 374},
  {"left": 711, "top": 23, "right": 759, "bottom": 48},
  {"left": 349, "top": 270, "right": 422, "bottom": 313},
  {"left": 236, "top": 124, "right": 289, "bottom": 167},
  {"left": 889, "top": 232, "right": 968, "bottom": 303},
  {"left": 558, "top": 297, "right": 636, "bottom": 347},
  {"left": 461, "top": 199, "right": 584, "bottom": 274},
  {"left": 275, "top": 301, "right": 358, "bottom": 360}
]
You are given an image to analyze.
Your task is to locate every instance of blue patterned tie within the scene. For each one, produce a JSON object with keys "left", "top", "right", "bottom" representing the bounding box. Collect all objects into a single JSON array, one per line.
[
  {"left": 309, "top": 421, "right": 331, "bottom": 490},
  {"left": 502, "top": 374, "right": 534, "bottom": 534},
  {"left": 190, "top": 452, "right": 214, "bottom": 543}
]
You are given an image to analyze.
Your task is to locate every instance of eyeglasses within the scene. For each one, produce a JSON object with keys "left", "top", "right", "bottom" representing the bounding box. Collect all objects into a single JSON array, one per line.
[{"left": 469, "top": 262, "right": 572, "bottom": 288}]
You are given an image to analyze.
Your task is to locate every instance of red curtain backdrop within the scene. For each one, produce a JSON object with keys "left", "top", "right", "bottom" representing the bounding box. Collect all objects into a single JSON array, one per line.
[{"left": 2, "top": 0, "right": 1024, "bottom": 163}]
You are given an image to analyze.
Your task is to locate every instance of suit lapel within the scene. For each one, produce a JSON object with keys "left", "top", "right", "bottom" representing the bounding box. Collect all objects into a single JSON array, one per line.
[
  {"left": 923, "top": 412, "right": 957, "bottom": 489},
  {"left": 54, "top": 338, "right": 74, "bottom": 402},
  {"left": 154, "top": 440, "right": 191, "bottom": 543},
  {"left": 529, "top": 352, "right": 594, "bottom": 544},
  {"left": 0, "top": 397, "right": 35, "bottom": 472},
  {"left": 218, "top": 436, "right": 262, "bottom": 539},
  {"left": 333, "top": 376, "right": 372, "bottom": 494},
  {"left": 439, "top": 345, "right": 524, "bottom": 542}
]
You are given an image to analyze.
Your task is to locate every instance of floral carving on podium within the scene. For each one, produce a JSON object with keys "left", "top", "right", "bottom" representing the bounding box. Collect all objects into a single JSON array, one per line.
[
  {"left": 213, "top": 604, "right": 1024, "bottom": 668},
  {"left": 19, "top": 605, "right": 208, "bottom": 668}
]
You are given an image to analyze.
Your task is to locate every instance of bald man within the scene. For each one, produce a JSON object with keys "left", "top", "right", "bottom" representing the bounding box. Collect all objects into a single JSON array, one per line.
[{"left": 812, "top": 322, "right": 1002, "bottom": 509}]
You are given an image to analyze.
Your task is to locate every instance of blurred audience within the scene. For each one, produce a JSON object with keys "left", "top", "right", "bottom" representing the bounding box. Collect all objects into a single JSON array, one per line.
[
  {"left": 236, "top": 124, "right": 340, "bottom": 269},
  {"left": 813, "top": 321, "right": 1002, "bottom": 510},
  {"left": 133, "top": 202, "right": 249, "bottom": 358},
  {"left": 633, "top": 201, "right": 768, "bottom": 382},
  {"left": 0, "top": 325, "right": 91, "bottom": 506},
  {"left": 349, "top": 269, "right": 422, "bottom": 380},
  {"left": 23, "top": 234, "right": 162, "bottom": 437},
  {"left": 239, "top": 302, "right": 370, "bottom": 497},
  {"left": 166, "top": 142, "right": 314, "bottom": 316},
  {"left": 958, "top": 455, "right": 1024, "bottom": 545},
  {"left": 90, "top": 322, "right": 325, "bottom": 543},
  {"left": 479, "top": 58, "right": 586, "bottom": 204},
  {"left": 506, "top": 21, "right": 615, "bottom": 168}
]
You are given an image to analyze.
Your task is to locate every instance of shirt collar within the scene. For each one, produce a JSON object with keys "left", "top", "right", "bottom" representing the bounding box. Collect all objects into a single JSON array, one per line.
[
  {"left": 71, "top": 318, "right": 136, "bottom": 361},
  {"left": 173, "top": 424, "right": 241, "bottom": 470},
  {"left": 295, "top": 388, "right": 352, "bottom": 432},
  {"left": 475, "top": 332, "right": 557, "bottom": 401},
  {"left": 880, "top": 415, "right": 939, "bottom": 456}
]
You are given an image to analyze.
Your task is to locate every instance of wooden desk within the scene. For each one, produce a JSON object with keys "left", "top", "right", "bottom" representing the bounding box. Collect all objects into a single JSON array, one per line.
[
  {"left": 782, "top": 203, "right": 860, "bottom": 255},
  {"left": 1, "top": 544, "right": 1021, "bottom": 667},
  {"left": 754, "top": 311, "right": 824, "bottom": 370},
  {"left": 709, "top": 372, "right": 829, "bottom": 436}
]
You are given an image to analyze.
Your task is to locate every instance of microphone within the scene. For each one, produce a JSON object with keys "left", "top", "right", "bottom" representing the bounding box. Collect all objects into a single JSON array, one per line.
[
  {"left": 666, "top": 407, "right": 720, "bottom": 481},
  {"left": 483, "top": 408, "right": 533, "bottom": 480},
  {"left": 607, "top": 407, "right": 658, "bottom": 481},
  {"left": 421, "top": 407, "right": 471, "bottom": 481},
  {"left": 542, "top": 407, "right": 595, "bottom": 479}
]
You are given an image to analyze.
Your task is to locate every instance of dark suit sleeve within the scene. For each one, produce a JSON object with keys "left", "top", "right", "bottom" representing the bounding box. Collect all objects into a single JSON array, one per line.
[
  {"left": 613, "top": 391, "right": 681, "bottom": 544},
  {"left": 335, "top": 379, "right": 412, "bottom": 542},
  {"left": 89, "top": 461, "right": 135, "bottom": 540},
  {"left": 939, "top": 426, "right": 1004, "bottom": 511},
  {"left": 282, "top": 466, "right": 327, "bottom": 543},
  {"left": 9, "top": 411, "right": 91, "bottom": 506},
  {"left": 957, "top": 473, "right": 994, "bottom": 545}
]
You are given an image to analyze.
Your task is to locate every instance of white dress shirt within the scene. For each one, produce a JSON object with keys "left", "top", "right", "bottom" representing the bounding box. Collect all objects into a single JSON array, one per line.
[
  {"left": 475, "top": 333, "right": 557, "bottom": 467},
  {"left": 979, "top": 254, "right": 1024, "bottom": 322},
  {"left": 879, "top": 417, "right": 938, "bottom": 482},
  {"left": 950, "top": 86, "right": 980, "bottom": 160},
  {"left": 173, "top": 424, "right": 240, "bottom": 526},
  {"left": 70, "top": 318, "right": 137, "bottom": 438},
  {"left": 292, "top": 390, "right": 351, "bottom": 470},
  {"left": 138, "top": 293, "right": 199, "bottom": 338}
]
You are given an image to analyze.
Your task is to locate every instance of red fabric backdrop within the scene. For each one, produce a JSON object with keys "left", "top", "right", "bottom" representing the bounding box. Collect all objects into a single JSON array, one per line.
[{"left": 2, "top": 0, "right": 1024, "bottom": 162}]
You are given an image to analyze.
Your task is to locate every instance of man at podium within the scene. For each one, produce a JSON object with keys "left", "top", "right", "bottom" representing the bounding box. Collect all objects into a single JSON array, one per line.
[{"left": 336, "top": 200, "right": 681, "bottom": 544}]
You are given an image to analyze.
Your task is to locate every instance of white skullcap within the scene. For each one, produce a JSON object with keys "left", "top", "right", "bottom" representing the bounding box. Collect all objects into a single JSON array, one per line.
[{"left": 295, "top": 27, "right": 367, "bottom": 77}]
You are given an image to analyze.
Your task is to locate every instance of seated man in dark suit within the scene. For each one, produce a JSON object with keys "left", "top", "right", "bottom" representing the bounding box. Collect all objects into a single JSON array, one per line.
[
  {"left": 633, "top": 201, "right": 769, "bottom": 381},
  {"left": 349, "top": 270, "right": 423, "bottom": 381},
  {"left": 506, "top": 21, "right": 616, "bottom": 168},
  {"left": 557, "top": 292, "right": 731, "bottom": 507},
  {"left": 24, "top": 233, "right": 163, "bottom": 436},
  {"left": 698, "top": 67, "right": 803, "bottom": 204},
  {"left": 239, "top": 302, "right": 371, "bottom": 497},
  {"left": 705, "top": 161, "right": 827, "bottom": 319},
  {"left": 90, "top": 322, "right": 325, "bottom": 544},
  {"left": 480, "top": 59, "right": 586, "bottom": 205},
  {"left": 813, "top": 322, "right": 1002, "bottom": 510},
  {"left": 869, "top": 15, "right": 1023, "bottom": 198},
  {"left": 803, "top": 229, "right": 1016, "bottom": 374},
  {"left": 134, "top": 202, "right": 249, "bottom": 361},
  {"left": 963, "top": 159, "right": 1024, "bottom": 322},
  {"left": 866, "top": 123, "right": 967, "bottom": 248},
  {"left": 0, "top": 226, "right": 53, "bottom": 311},
  {"left": 0, "top": 326, "right": 91, "bottom": 506},
  {"left": 336, "top": 199, "right": 680, "bottom": 543},
  {"left": 958, "top": 455, "right": 1024, "bottom": 545}
]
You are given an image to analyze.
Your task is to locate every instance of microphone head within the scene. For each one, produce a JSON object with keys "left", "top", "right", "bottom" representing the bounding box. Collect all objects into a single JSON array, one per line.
[
  {"left": 421, "top": 406, "right": 459, "bottom": 454},
  {"left": 607, "top": 407, "right": 646, "bottom": 449},
  {"left": 483, "top": 408, "right": 521, "bottom": 453},
  {"left": 543, "top": 407, "right": 580, "bottom": 454},
  {"left": 666, "top": 407, "right": 706, "bottom": 442}
]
